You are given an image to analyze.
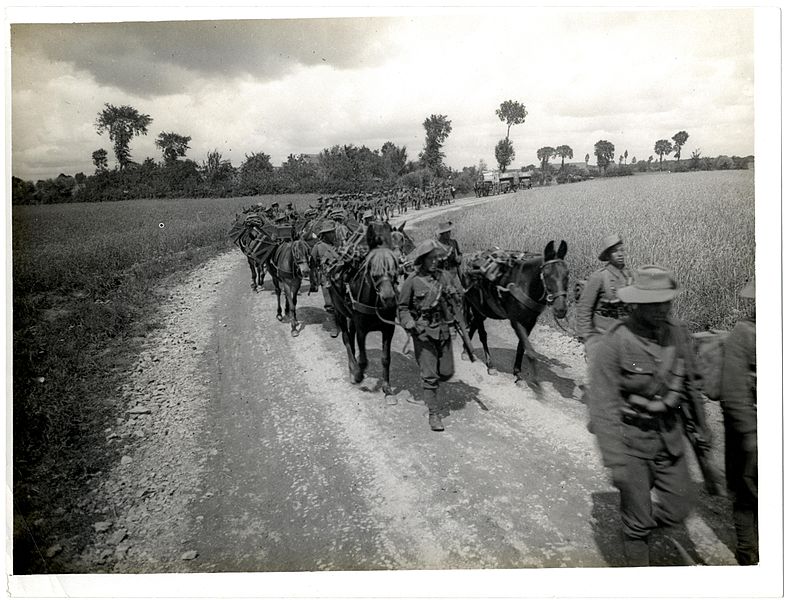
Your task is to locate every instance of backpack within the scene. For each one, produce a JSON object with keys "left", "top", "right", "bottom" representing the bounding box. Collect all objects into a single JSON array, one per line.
[{"left": 691, "top": 330, "right": 729, "bottom": 400}]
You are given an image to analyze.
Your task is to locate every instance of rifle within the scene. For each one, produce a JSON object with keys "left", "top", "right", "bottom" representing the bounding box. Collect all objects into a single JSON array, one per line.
[
  {"left": 674, "top": 323, "right": 726, "bottom": 496},
  {"left": 439, "top": 290, "right": 476, "bottom": 363}
]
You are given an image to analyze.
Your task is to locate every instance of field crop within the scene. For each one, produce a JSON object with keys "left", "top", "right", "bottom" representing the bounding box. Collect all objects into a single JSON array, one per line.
[
  {"left": 422, "top": 170, "right": 754, "bottom": 332},
  {"left": 12, "top": 192, "right": 316, "bottom": 572}
]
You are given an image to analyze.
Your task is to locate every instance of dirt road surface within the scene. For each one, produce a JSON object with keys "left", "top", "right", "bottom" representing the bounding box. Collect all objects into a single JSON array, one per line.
[{"left": 77, "top": 195, "right": 737, "bottom": 575}]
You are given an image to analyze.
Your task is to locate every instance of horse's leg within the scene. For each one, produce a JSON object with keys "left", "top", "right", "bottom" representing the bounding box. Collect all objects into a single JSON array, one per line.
[
  {"left": 510, "top": 320, "right": 539, "bottom": 386},
  {"left": 272, "top": 274, "right": 284, "bottom": 321},
  {"left": 476, "top": 317, "right": 497, "bottom": 375},
  {"left": 247, "top": 257, "right": 258, "bottom": 291},
  {"left": 381, "top": 325, "right": 394, "bottom": 396},
  {"left": 289, "top": 278, "right": 302, "bottom": 337},
  {"left": 355, "top": 325, "right": 368, "bottom": 383}
]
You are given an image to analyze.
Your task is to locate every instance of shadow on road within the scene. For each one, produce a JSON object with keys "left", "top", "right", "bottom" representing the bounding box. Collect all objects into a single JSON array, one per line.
[
  {"left": 353, "top": 346, "right": 485, "bottom": 413},
  {"left": 475, "top": 346, "right": 579, "bottom": 400}
]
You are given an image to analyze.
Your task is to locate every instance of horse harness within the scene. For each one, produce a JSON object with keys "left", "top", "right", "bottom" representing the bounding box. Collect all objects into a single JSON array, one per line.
[{"left": 475, "top": 258, "right": 568, "bottom": 318}]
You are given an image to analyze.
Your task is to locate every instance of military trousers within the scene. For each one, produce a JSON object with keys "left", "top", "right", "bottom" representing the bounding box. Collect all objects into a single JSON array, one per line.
[
  {"left": 321, "top": 286, "right": 333, "bottom": 311},
  {"left": 616, "top": 449, "right": 694, "bottom": 542},
  {"left": 412, "top": 335, "right": 454, "bottom": 398},
  {"left": 724, "top": 425, "right": 759, "bottom": 564}
]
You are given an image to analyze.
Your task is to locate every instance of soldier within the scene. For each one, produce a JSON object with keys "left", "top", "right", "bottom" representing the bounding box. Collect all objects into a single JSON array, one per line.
[
  {"left": 586, "top": 265, "right": 707, "bottom": 566},
  {"left": 310, "top": 222, "right": 341, "bottom": 337},
  {"left": 720, "top": 278, "right": 757, "bottom": 564},
  {"left": 435, "top": 221, "right": 463, "bottom": 293},
  {"left": 361, "top": 209, "right": 374, "bottom": 227},
  {"left": 577, "top": 234, "right": 634, "bottom": 354},
  {"left": 330, "top": 208, "right": 351, "bottom": 246},
  {"left": 398, "top": 240, "right": 462, "bottom": 432}
]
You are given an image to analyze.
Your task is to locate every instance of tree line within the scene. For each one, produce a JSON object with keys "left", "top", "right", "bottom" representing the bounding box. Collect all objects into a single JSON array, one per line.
[{"left": 12, "top": 102, "right": 753, "bottom": 205}]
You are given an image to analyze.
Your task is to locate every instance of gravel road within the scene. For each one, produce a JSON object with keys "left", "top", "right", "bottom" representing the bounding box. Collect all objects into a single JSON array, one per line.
[{"left": 76, "top": 197, "right": 738, "bottom": 574}]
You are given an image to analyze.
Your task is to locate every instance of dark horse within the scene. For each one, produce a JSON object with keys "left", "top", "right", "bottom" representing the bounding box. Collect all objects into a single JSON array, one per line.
[
  {"left": 328, "top": 221, "right": 414, "bottom": 395},
  {"left": 461, "top": 240, "right": 569, "bottom": 386},
  {"left": 266, "top": 237, "right": 312, "bottom": 336}
]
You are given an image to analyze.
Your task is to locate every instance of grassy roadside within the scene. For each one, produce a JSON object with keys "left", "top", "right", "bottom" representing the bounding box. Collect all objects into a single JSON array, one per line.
[{"left": 12, "top": 194, "right": 316, "bottom": 573}]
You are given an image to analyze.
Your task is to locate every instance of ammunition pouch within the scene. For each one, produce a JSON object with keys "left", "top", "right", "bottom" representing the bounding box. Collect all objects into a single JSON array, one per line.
[
  {"left": 597, "top": 301, "right": 629, "bottom": 319},
  {"left": 620, "top": 405, "right": 677, "bottom": 431}
]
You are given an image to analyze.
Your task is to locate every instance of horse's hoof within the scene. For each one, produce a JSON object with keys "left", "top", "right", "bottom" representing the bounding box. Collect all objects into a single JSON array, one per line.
[
  {"left": 276, "top": 314, "right": 284, "bottom": 322},
  {"left": 487, "top": 368, "right": 498, "bottom": 376},
  {"left": 329, "top": 329, "right": 341, "bottom": 339},
  {"left": 291, "top": 329, "right": 300, "bottom": 337},
  {"left": 382, "top": 384, "right": 393, "bottom": 397},
  {"left": 461, "top": 352, "right": 468, "bottom": 361}
]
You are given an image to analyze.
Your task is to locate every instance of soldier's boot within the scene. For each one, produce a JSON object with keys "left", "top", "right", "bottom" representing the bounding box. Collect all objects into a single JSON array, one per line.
[
  {"left": 423, "top": 389, "right": 444, "bottom": 432},
  {"left": 623, "top": 537, "right": 650, "bottom": 567}
]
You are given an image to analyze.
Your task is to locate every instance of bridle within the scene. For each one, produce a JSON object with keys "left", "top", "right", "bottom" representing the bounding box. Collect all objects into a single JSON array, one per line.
[
  {"left": 539, "top": 258, "right": 568, "bottom": 304},
  {"left": 495, "top": 257, "right": 568, "bottom": 311}
]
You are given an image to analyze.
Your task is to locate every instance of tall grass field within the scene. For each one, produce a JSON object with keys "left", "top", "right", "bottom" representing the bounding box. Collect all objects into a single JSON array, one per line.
[
  {"left": 427, "top": 170, "right": 754, "bottom": 332},
  {"left": 12, "top": 193, "right": 317, "bottom": 572}
]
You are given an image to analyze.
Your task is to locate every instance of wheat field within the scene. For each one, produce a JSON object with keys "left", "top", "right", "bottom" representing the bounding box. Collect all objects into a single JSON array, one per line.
[{"left": 431, "top": 170, "right": 754, "bottom": 331}]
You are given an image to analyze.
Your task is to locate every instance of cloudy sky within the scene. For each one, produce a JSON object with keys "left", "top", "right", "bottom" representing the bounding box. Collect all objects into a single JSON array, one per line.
[{"left": 11, "top": 9, "right": 755, "bottom": 181}]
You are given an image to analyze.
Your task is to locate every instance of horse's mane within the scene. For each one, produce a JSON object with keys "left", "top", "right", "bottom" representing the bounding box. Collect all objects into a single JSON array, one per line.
[{"left": 364, "top": 247, "right": 399, "bottom": 278}]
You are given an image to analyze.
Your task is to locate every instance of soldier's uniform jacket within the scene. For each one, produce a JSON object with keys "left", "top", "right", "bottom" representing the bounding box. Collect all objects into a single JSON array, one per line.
[
  {"left": 720, "top": 318, "right": 756, "bottom": 449},
  {"left": 310, "top": 239, "right": 338, "bottom": 286},
  {"left": 334, "top": 222, "right": 351, "bottom": 246},
  {"left": 438, "top": 238, "right": 462, "bottom": 271},
  {"left": 587, "top": 318, "right": 698, "bottom": 469},
  {"left": 398, "top": 269, "right": 459, "bottom": 342},
  {"left": 577, "top": 264, "right": 633, "bottom": 339}
]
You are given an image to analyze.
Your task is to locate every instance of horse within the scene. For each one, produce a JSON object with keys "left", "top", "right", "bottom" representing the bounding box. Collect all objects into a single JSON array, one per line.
[
  {"left": 328, "top": 221, "right": 412, "bottom": 396},
  {"left": 266, "top": 237, "right": 312, "bottom": 336},
  {"left": 461, "top": 240, "right": 569, "bottom": 386}
]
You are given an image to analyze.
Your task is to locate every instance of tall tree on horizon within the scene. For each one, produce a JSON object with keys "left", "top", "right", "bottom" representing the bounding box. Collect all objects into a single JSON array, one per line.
[
  {"left": 593, "top": 140, "right": 615, "bottom": 175},
  {"left": 672, "top": 131, "right": 689, "bottom": 162},
  {"left": 537, "top": 146, "right": 557, "bottom": 184},
  {"left": 495, "top": 100, "right": 528, "bottom": 141},
  {"left": 91, "top": 148, "right": 108, "bottom": 173},
  {"left": 155, "top": 131, "right": 192, "bottom": 165},
  {"left": 95, "top": 104, "right": 153, "bottom": 169},
  {"left": 654, "top": 139, "right": 674, "bottom": 170},
  {"left": 419, "top": 114, "right": 452, "bottom": 176},
  {"left": 555, "top": 145, "right": 573, "bottom": 171}
]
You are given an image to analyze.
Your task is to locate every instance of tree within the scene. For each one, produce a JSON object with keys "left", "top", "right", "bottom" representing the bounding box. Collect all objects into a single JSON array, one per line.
[
  {"left": 672, "top": 130, "right": 689, "bottom": 162},
  {"left": 95, "top": 104, "right": 153, "bottom": 169},
  {"left": 654, "top": 139, "right": 674, "bottom": 170},
  {"left": 419, "top": 114, "right": 452, "bottom": 175},
  {"left": 631, "top": 156, "right": 637, "bottom": 164},
  {"left": 239, "top": 152, "right": 274, "bottom": 193},
  {"left": 624, "top": 149, "right": 628, "bottom": 165},
  {"left": 495, "top": 100, "right": 528, "bottom": 141},
  {"left": 593, "top": 140, "right": 615, "bottom": 174},
  {"left": 478, "top": 158, "right": 488, "bottom": 173},
  {"left": 555, "top": 145, "right": 573, "bottom": 171},
  {"left": 536, "top": 146, "right": 556, "bottom": 184},
  {"left": 689, "top": 148, "right": 702, "bottom": 170},
  {"left": 155, "top": 131, "right": 191, "bottom": 165},
  {"left": 495, "top": 138, "right": 515, "bottom": 172},
  {"left": 92, "top": 148, "right": 108, "bottom": 173},
  {"left": 585, "top": 153, "right": 590, "bottom": 165},
  {"left": 203, "top": 149, "right": 235, "bottom": 185},
  {"left": 380, "top": 141, "right": 408, "bottom": 178}
]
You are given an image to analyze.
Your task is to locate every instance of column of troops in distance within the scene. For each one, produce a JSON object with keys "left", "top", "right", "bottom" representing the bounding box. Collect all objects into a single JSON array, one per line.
[
  {"left": 229, "top": 198, "right": 757, "bottom": 570},
  {"left": 255, "top": 184, "right": 458, "bottom": 227}
]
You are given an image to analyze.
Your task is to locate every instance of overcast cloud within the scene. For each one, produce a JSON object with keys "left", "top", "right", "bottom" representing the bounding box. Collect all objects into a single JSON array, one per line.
[{"left": 11, "top": 10, "right": 754, "bottom": 181}]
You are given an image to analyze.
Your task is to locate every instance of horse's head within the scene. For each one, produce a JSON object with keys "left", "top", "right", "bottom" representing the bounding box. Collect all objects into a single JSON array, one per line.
[
  {"left": 542, "top": 240, "right": 569, "bottom": 319},
  {"left": 365, "top": 247, "right": 399, "bottom": 308},
  {"left": 366, "top": 221, "right": 393, "bottom": 251},
  {"left": 291, "top": 239, "right": 311, "bottom": 278},
  {"left": 391, "top": 221, "right": 416, "bottom": 261}
]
